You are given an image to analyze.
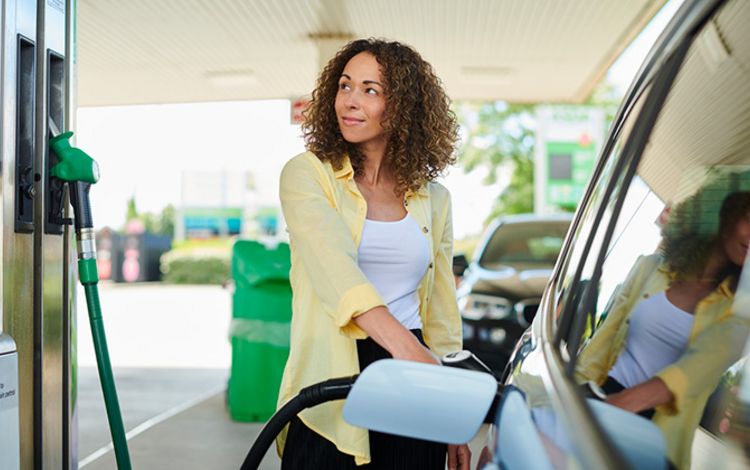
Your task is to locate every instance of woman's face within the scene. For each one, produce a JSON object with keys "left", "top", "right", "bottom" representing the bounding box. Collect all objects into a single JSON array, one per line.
[
  {"left": 335, "top": 52, "right": 387, "bottom": 151},
  {"left": 722, "top": 211, "right": 750, "bottom": 266}
]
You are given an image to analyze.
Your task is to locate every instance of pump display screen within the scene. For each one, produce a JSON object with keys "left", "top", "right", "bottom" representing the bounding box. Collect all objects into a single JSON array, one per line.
[{"left": 549, "top": 153, "right": 573, "bottom": 180}]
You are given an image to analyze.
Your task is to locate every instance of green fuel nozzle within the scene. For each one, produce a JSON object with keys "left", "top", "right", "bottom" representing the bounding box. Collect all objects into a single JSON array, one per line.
[
  {"left": 49, "top": 131, "right": 100, "bottom": 185},
  {"left": 48, "top": 123, "right": 132, "bottom": 470},
  {"left": 49, "top": 130, "right": 99, "bottom": 233}
]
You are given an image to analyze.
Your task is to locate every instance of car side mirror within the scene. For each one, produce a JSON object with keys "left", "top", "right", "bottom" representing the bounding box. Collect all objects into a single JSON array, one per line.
[
  {"left": 453, "top": 253, "right": 469, "bottom": 277},
  {"left": 342, "top": 359, "right": 497, "bottom": 444}
]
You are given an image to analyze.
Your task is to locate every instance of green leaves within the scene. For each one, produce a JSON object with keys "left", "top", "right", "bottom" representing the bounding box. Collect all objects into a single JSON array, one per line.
[{"left": 455, "top": 101, "right": 536, "bottom": 221}]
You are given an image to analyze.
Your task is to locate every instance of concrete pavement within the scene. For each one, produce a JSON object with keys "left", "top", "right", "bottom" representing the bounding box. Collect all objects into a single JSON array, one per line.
[{"left": 76, "top": 282, "right": 281, "bottom": 469}]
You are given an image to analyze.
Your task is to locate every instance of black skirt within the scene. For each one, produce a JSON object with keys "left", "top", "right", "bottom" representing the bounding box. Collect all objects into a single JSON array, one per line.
[{"left": 281, "top": 329, "right": 447, "bottom": 469}]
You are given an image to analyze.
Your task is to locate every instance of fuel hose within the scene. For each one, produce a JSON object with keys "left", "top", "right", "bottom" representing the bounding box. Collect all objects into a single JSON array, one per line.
[{"left": 49, "top": 121, "right": 132, "bottom": 470}]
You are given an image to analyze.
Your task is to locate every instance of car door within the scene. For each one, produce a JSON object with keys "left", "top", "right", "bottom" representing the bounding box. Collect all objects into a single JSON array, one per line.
[{"left": 495, "top": 0, "right": 750, "bottom": 468}]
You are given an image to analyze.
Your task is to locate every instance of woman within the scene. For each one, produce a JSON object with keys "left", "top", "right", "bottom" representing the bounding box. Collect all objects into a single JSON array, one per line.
[
  {"left": 276, "top": 39, "right": 470, "bottom": 469},
  {"left": 576, "top": 190, "right": 750, "bottom": 469}
]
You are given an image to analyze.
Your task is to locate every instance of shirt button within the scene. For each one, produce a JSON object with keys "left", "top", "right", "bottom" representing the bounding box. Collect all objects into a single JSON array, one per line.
[{"left": 422, "top": 226, "right": 429, "bottom": 233}]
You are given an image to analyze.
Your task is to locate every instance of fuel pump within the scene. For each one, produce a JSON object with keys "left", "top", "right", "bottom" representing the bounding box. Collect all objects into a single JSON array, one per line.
[{"left": 49, "top": 121, "right": 132, "bottom": 470}]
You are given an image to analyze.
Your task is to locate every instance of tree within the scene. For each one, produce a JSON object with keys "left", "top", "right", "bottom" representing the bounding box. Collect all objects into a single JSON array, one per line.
[
  {"left": 456, "top": 101, "right": 536, "bottom": 221},
  {"left": 125, "top": 195, "right": 139, "bottom": 221},
  {"left": 122, "top": 198, "right": 175, "bottom": 238},
  {"left": 140, "top": 205, "right": 175, "bottom": 238}
]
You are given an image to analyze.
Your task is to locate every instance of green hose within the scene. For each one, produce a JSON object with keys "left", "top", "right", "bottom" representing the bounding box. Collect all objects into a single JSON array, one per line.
[{"left": 79, "top": 258, "right": 132, "bottom": 470}]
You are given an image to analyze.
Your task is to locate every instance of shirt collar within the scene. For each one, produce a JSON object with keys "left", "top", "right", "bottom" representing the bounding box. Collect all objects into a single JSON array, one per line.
[
  {"left": 407, "top": 184, "right": 430, "bottom": 198},
  {"left": 333, "top": 156, "right": 354, "bottom": 180},
  {"left": 716, "top": 276, "right": 735, "bottom": 298},
  {"left": 659, "top": 262, "right": 736, "bottom": 299}
]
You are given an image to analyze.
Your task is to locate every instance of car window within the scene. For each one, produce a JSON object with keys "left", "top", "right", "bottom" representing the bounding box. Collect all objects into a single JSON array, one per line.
[
  {"left": 571, "top": 0, "right": 750, "bottom": 467},
  {"left": 549, "top": 82, "right": 652, "bottom": 352},
  {"left": 479, "top": 221, "right": 570, "bottom": 269}
]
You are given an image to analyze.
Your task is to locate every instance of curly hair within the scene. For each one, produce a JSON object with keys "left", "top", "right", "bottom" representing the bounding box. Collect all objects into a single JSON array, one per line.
[
  {"left": 661, "top": 186, "right": 750, "bottom": 284},
  {"left": 302, "top": 38, "right": 459, "bottom": 195}
]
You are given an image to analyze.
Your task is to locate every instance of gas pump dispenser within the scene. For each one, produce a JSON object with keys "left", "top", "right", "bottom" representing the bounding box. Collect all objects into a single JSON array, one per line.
[{"left": 0, "top": 0, "right": 77, "bottom": 468}]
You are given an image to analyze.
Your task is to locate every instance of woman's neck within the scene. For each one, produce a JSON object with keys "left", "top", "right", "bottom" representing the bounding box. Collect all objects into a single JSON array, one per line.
[
  {"left": 358, "top": 141, "right": 390, "bottom": 186},
  {"left": 699, "top": 246, "right": 730, "bottom": 282}
]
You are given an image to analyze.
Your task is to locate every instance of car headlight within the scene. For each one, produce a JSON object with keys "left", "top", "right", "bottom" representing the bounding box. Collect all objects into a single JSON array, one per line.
[{"left": 458, "top": 293, "right": 512, "bottom": 320}]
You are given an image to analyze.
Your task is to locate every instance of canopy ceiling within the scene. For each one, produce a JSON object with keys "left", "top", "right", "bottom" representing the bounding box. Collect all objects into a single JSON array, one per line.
[{"left": 77, "top": 0, "right": 667, "bottom": 107}]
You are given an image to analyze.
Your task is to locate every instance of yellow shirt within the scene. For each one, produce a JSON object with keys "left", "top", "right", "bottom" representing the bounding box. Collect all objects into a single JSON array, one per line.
[
  {"left": 576, "top": 254, "right": 750, "bottom": 469},
  {"left": 276, "top": 151, "right": 462, "bottom": 465}
]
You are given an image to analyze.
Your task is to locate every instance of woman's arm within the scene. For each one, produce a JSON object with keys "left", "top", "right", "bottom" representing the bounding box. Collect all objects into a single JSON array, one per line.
[
  {"left": 354, "top": 306, "right": 438, "bottom": 364},
  {"left": 654, "top": 312, "right": 750, "bottom": 415},
  {"left": 608, "top": 308, "right": 750, "bottom": 415},
  {"left": 605, "top": 377, "right": 673, "bottom": 413}
]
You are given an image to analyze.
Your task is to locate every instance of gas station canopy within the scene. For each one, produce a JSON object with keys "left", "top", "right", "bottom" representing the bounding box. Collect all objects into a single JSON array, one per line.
[{"left": 77, "top": 0, "right": 667, "bottom": 107}]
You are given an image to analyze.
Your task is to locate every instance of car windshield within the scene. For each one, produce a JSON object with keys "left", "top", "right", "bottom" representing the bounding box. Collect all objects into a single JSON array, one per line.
[{"left": 479, "top": 220, "right": 570, "bottom": 268}]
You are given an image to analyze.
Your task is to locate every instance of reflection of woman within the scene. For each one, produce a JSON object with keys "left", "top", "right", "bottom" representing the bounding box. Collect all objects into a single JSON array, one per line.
[
  {"left": 576, "top": 191, "right": 750, "bottom": 469},
  {"left": 277, "top": 39, "right": 468, "bottom": 469}
]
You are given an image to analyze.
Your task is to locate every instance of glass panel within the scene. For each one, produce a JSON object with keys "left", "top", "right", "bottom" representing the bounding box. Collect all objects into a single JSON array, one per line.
[
  {"left": 572, "top": 1, "right": 750, "bottom": 467},
  {"left": 550, "top": 85, "right": 651, "bottom": 339}
]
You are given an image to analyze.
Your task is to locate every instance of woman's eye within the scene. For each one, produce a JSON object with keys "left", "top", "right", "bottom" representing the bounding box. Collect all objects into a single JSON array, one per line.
[
  {"left": 366, "top": 87, "right": 378, "bottom": 95},
  {"left": 339, "top": 83, "right": 350, "bottom": 91}
]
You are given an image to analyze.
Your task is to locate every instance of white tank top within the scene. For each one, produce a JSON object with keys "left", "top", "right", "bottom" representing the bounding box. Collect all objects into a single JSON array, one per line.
[
  {"left": 357, "top": 214, "right": 430, "bottom": 330},
  {"left": 609, "top": 291, "right": 695, "bottom": 388}
]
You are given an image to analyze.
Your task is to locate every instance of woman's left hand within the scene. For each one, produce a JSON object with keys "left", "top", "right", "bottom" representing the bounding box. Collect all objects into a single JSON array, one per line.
[{"left": 447, "top": 443, "right": 471, "bottom": 470}]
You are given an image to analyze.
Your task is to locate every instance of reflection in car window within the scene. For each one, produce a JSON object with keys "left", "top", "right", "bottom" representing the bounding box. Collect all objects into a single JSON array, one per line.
[
  {"left": 594, "top": 176, "right": 664, "bottom": 324},
  {"left": 550, "top": 85, "right": 652, "bottom": 343},
  {"left": 570, "top": 1, "right": 750, "bottom": 468},
  {"left": 479, "top": 221, "right": 569, "bottom": 269}
]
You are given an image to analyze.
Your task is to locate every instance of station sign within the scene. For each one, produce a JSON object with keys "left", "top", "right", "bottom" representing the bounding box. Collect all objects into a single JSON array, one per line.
[{"left": 534, "top": 106, "right": 605, "bottom": 213}]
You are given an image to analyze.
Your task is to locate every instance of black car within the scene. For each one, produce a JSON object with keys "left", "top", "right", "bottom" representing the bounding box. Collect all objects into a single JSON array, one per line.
[{"left": 457, "top": 214, "right": 571, "bottom": 373}]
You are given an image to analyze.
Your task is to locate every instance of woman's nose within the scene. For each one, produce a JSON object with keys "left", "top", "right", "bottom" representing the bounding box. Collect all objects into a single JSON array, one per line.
[{"left": 344, "top": 90, "right": 360, "bottom": 109}]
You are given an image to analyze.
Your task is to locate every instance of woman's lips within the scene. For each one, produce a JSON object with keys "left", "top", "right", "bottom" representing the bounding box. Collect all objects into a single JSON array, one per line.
[{"left": 341, "top": 117, "right": 364, "bottom": 126}]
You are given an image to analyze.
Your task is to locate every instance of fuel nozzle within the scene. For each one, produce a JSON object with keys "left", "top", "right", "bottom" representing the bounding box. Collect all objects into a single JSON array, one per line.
[
  {"left": 442, "top": 350, "right": 503, "bottom": 424},
  {"left": 441, "top": 350, "right": 493, "bottom": 373},
  {"left": 48, "top": 120, "right": 100, "bottom": 260}
]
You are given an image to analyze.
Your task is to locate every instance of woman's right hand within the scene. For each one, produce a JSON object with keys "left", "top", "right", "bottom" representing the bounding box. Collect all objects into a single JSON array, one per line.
[{"left": 392, "top": 339, "right": 440, "bottom": 365}]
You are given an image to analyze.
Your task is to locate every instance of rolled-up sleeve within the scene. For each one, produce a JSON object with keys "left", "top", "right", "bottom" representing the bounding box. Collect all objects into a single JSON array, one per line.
[
  {"left": 423, "top": 186, "right": 462, "bottom": 356},
  {"left": 655, "top": 310, "right": 750, "bottom": 415},
  {"left": 280, "top": 154, "right": 385, "bottom": 338}
]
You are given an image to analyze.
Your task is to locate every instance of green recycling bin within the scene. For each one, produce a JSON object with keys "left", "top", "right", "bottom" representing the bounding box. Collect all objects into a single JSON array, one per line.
[{"left": 227, "top": 240, "right": 292, "bottom": 422}]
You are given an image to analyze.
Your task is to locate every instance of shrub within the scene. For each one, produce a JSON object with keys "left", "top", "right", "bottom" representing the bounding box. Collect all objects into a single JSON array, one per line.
[{"left": 161, "top": 248, "right": 230, "bottom": 285}]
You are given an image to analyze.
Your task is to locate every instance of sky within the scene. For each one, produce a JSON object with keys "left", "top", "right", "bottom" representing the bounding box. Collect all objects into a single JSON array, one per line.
[{"left": 76, "top": 0, "right": 684, "bottom": 240}]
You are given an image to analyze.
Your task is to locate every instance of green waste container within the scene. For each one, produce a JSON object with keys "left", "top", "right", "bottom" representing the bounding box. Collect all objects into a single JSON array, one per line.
[{"left": 227, "top": 240, "right": 292, "bottom": 421}]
